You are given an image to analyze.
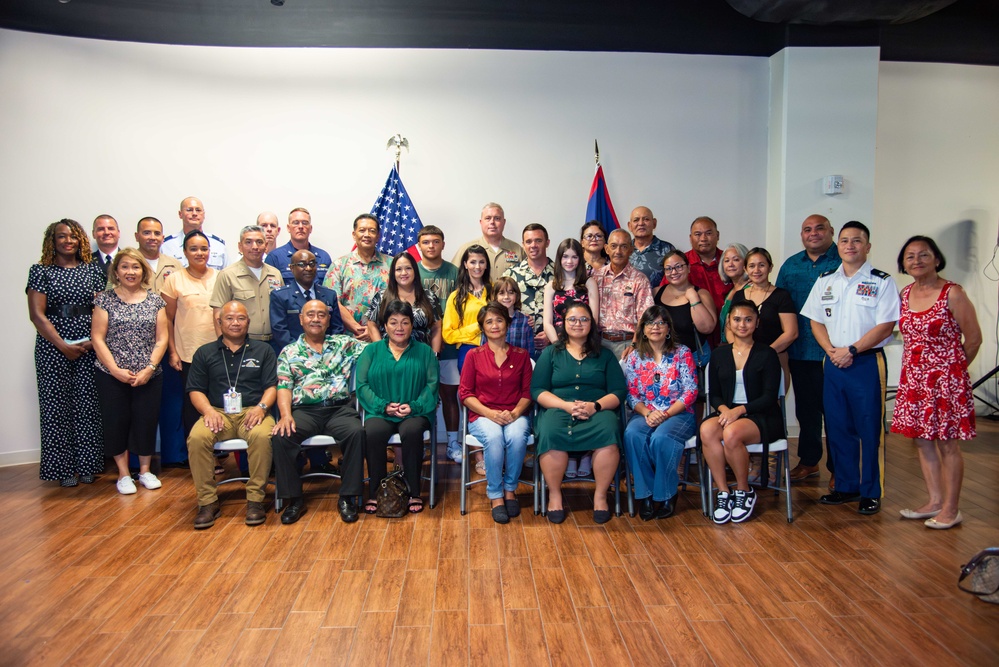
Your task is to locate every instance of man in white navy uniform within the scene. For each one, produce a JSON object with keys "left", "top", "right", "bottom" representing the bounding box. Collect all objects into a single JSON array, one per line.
[
  {"left": 802, "top": 221, "right": 899, "bottom": 515},
  {"left": 161, "top": 196, "right": 231, "bottom": 271}
]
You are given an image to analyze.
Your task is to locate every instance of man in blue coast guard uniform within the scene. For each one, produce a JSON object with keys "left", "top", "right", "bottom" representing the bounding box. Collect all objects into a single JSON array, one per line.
[
  {"left": 264, "top": 207, "right": 333, "bottom": 285},
  {"left": 161, "top": 196, "right": 231, "bottom": 271},
  {"left": 802, "top": 221, "right": 900, "bottom": 515}
]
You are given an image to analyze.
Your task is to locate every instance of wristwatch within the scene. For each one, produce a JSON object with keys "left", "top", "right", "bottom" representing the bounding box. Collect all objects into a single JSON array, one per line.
[
  {"left": 593, "top": 400, "right": 602, "bottom": 412},
  {"left": 257, "top": 402, "right": 269, "bottom": 411},
  {"left": 848, "top": 345, "right": 859, "bottom": 357}
]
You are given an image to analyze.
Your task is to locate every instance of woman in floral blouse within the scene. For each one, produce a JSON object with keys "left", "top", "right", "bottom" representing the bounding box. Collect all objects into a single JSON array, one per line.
[{"left": 623, "top": 305, "right": 699, "bottom": 521}]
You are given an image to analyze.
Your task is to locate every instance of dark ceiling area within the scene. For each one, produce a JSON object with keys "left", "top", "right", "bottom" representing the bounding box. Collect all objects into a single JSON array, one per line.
[{"left": 1, "top": 0, "right": 997, "bottom": 66}]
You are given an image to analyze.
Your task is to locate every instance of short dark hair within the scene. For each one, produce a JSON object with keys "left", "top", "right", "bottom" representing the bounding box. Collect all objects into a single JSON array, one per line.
[
  {"left": 840, "top": 220, "right": 870, "bottom": 240},
  {"left": 418, "top": 225, "right": 445, "bottom": 241},
  {"left": 898, "top": 235, "right": 947, "bottom": 274},
  {"left": 555, "top": 301, "right": 601, "bottom": 358},
  {"left": 477, "top": 301, "right": 512, "bottom": 331},
  {"left": 136, "top": 216, "right": 162, "bottom": 232},
  {"left": 353, "top": 213, "right": 379, "bottom": 232},
  {"left": 690, "top": 216, "right": 717, "bottom": 231},
  {"left": 380, "top": 299, "right": 414, "bottom": 327},
  {"left": 522, "top": 223, "right": 548, "bottom": 241}
]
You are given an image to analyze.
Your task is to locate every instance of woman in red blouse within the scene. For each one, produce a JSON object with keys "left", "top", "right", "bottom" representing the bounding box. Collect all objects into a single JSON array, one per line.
[{"left": 458, "top": 302, "right": 533, "bottom": 523}]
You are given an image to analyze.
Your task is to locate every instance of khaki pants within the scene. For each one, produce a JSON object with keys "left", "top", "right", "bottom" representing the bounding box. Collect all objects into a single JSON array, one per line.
[{"left": 188, "top": 408, "right": 274, "bottom": 506}]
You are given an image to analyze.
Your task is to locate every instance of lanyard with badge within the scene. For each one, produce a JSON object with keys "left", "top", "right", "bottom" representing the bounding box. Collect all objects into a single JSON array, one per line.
[{"left": 222, "top": 345, "right": 248, "bottom": 414}]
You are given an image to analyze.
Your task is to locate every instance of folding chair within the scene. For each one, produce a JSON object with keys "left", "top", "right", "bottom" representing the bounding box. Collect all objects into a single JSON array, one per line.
[
  {"left": 273, "top": 434, "right": 359, "bottom": 512},
  {"left": 213, "top": 438, "right": 272, "bottom": 497}
]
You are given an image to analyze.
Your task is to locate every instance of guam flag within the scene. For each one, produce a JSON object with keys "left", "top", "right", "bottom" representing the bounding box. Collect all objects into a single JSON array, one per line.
[
  {"left": 371, "top": 165, "right": 424, "bottom": 260},
  {"left": 585, "top": 163, "right": 620, "bottom": 236}
]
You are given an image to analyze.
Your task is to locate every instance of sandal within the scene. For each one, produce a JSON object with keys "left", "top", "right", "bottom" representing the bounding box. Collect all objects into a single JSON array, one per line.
[
  {"left": 577, "top": 453, "right": 592, "bottom": 478},
  {"left": 408, "top": 497, "right": 424, "bottom": 514},
  {"left": 475, "top": 460, "right": 486, "bottom": 476},
  {"left": 565, "top": 458, "right": 578, "bottom": 479},
  {"left": 214, "top": 464, "right": 225, "bottom": 476},
  {"left": 363, "top": 499, "right": 378, "bottom": 514}
]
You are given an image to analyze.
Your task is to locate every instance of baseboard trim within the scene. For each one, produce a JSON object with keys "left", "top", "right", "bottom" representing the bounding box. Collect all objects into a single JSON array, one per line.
[{"left": 0, "top": 449, "right": 40, "bottom": 468}]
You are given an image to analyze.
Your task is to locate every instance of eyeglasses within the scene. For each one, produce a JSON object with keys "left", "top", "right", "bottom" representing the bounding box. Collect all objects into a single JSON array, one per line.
[
  {"left": 566, "top": 316, "right": 590, "bottom": 325},
  {"left": 663, "top": 264, "right": 687, "bottom": 274},
  {"left": 291, "top": 261, "right": 317, "bottom": 268},
  {"left": 582, "top": 233, "right": 604, "bottom": 241},
  {"left": 644, "top": 321, "right": 667, "bottom": 329}
]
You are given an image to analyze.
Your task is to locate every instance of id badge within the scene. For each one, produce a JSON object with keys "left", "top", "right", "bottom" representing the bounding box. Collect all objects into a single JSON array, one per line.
[{"left": 223, "top": 389, "right": 242, "bottom": 414}]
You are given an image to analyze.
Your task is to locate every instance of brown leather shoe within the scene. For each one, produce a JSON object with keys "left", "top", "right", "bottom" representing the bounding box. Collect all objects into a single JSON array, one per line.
[
  {"left": 789, "top": 464, "right": 819, "bottom": 482},
  {"left": 245, "top": 501, "right": 267, "bottom": 526},
  {"left": 194, "top": 501, "right": 221, "bottom": 530}
]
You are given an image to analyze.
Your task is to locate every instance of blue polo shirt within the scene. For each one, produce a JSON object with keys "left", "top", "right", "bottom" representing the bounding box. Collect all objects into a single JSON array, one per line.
[{"left": 775, "top": 245, "right": 840, "bottom": 361}]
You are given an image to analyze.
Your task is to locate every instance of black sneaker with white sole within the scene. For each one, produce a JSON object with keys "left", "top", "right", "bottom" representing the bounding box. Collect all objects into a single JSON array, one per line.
[
  {"left": 731, "top": 488, "right": 756, "bottom": 523},
  {"left": 713, "top": 491, "right": 733, "bottom": 524}
]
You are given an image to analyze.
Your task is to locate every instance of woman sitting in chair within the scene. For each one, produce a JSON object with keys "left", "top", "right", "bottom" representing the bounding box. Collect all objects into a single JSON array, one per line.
[
  {"left": 531, "top": 301, "right": 625, "bottom": 525},
  {"left": 458, "top": 302, "right": 533, "bottom": 524},
  {"left": 623, "top": 305, "right": 698, "bottom": 521},
  {"left": 700, "top": 301, "right": 783, "bottom": 525},
  {"left": 356, "top": 300, "right": 439, "bottom": 515}
]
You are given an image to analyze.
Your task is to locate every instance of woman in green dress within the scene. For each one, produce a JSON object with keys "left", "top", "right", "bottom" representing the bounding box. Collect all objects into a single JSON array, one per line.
[{"left": 531, "top": 301, "right": 626, "bottom": 524}]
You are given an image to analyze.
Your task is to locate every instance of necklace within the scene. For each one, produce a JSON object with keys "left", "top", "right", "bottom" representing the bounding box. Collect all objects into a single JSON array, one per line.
[{"left": 733, "top": 345, "right": 751, "bottom": 357}]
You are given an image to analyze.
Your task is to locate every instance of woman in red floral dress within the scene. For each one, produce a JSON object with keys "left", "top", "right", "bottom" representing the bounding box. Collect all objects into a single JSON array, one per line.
[{"left": 890, "top": 236, "right": 981, "bottom": 530}]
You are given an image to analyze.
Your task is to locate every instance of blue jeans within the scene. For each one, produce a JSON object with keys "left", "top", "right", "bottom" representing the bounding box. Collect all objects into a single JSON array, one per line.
[
  {"left": 468, "top": 415, "right": 530, "bottom": 500},
  {"left": 624, "top": 412, "right": 695, "bottom": 502}
]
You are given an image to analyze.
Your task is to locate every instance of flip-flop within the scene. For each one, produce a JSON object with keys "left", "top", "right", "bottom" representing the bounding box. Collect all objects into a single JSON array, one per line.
[
  {"left": 363, "top": 499, "right": 378, "bottom": 514},
  {"left": 408, "top": 497, "right": 424, "bottom": 514}
]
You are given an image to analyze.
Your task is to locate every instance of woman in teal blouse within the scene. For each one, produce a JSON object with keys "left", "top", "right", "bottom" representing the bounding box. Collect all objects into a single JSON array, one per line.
[
  {"left": 357, "top": 300, "right": 440, "bottom": 513},
  {"left": 531, "top": 302, "right": 626, "bottom": 524}
]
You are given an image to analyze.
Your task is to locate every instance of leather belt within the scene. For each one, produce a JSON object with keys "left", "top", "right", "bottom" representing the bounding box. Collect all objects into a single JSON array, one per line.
[
  {"left": 600, "top": 330, "right": 634, "bottom": 342},
  {"left": 249, "top": 333, "right": 273, "bottom": 342},
  {"left": 46, "top": 304, "right": 92, "bottom": 318}
]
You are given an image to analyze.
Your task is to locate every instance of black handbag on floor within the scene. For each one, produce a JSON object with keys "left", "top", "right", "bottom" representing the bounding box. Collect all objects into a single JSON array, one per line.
[
  {"left": 376, "top": 468, "right": 410, "bottom": 518},
  {"left": 958, "top": 547, "right": 999, "bottom": 604}
]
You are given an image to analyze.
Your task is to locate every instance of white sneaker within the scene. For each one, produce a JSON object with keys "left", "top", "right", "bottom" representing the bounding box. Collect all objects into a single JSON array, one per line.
[
  {"left": 447, "top": 442, "right": 463, "bottom": 463},
  {"left": 117, "top": 476, "right": 137, "bottom": 495},
  {"left": 712, "top": 491, "right": 732, "bottom": 524},
  {"left": 137, "top": 472, "right": 162, "bottom": 490},
  {"left": 730, "top": 489, "right": 756, "bottom": 523}
]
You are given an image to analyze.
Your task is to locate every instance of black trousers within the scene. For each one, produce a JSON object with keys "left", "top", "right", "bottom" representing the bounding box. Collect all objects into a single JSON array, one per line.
[
  {"left": 364, "top": 416, "right": 430, "bottom": 500},
  {"left": 271, "top": 404, "right": 365, "bottom": 498},
  {"left": 95, "top": 371, "right": 163, "bottom": 458},
  {"left": 180, "top": 361, "right": 201, "bottom": 438},
  {"left": 788, "top": 359, "right": 833, "bottom": 471}
]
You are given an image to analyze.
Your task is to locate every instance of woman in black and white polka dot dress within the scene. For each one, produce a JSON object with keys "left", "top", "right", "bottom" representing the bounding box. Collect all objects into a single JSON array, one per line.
[{"left": 26, "top": 219, "right": 107, "bottom": 486}]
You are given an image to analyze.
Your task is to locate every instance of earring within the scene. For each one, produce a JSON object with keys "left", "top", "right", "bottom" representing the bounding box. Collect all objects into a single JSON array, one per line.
[{"left": 665, "top": 332, "right": 672, "bottom": 340}]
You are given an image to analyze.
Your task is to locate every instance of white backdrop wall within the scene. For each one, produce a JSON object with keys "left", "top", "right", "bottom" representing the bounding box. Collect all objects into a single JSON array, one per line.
[
  {"left": 874, "top": 61, "right": 999, "bottom": 408},
  {"left": 0, "top": 29, "right": 770, "bottom": 464}
]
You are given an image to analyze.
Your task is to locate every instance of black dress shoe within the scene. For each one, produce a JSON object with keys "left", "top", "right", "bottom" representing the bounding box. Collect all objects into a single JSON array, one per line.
[
  {"left": 281, "top": 498, "right": 307, "bottom": 525},
  {"left": 858, "top": 497, "right": 881, "bottom": 515},
  {"left": 655, "top": 496, "right": 677, "bottom": 520},
  {"left": 638, "top": 497, "right": 655, "bottom": 521},
  {"left": 337, "top": 496, "right": 358, "bottom": 523},
  {"left": 547, "top": 509, "right": 566, "bottom": 524},
  {"left": 819, "top": 491, "right": 861, "bottom": 505},
  {"left": 593, "top": 509, "right": 612, "bottom": 524}
]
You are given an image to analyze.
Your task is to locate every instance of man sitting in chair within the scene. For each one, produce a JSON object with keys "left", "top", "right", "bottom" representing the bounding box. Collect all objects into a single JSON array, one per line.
[
  {"left": 187, "top": 301, "right": 277, "bottom": 530},
  {"left": 272, "top": 299, "right": 367, "bottom": 525}
]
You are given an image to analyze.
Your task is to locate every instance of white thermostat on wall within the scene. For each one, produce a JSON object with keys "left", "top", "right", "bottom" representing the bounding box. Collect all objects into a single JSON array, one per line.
[{"left": 823, "top": 175, "right": 844, "bottom": 195}]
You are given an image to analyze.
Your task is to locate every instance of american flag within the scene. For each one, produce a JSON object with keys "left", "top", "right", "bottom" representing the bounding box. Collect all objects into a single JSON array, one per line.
[{"left": 371, "top": 165, "right": 424, "bottom": 260}]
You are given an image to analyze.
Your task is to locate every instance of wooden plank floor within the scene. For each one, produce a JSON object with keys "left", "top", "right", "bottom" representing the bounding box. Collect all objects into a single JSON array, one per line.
[{"left": 2, "top": 424, "right": 998, "bottom": 666}]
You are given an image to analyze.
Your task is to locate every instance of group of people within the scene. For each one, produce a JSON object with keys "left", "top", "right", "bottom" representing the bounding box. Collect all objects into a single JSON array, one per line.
[{"left": 26, "top": 199, "right": 982, "bottom": 530}]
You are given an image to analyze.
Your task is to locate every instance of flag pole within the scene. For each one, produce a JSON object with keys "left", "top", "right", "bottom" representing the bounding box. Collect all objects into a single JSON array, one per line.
[{"left": 386, "top": 133, "right": 409, "bottom": 172}]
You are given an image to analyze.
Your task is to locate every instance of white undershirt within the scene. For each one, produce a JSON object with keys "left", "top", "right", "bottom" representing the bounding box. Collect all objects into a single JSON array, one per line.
[
  {"left": 248, "top": 265, "right": 263, "bottom": 280},
  {"left": 733, "top": 369, "right": 748, "bottom": 405}
]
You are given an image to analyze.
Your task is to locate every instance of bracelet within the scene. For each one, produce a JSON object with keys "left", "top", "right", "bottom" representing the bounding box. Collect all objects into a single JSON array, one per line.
[
  {"left": 147, "top": 363, "right": 156, "bottom": 370},
  {"left": 689, "top": 301, "right": 701, "bottom": 307}
]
